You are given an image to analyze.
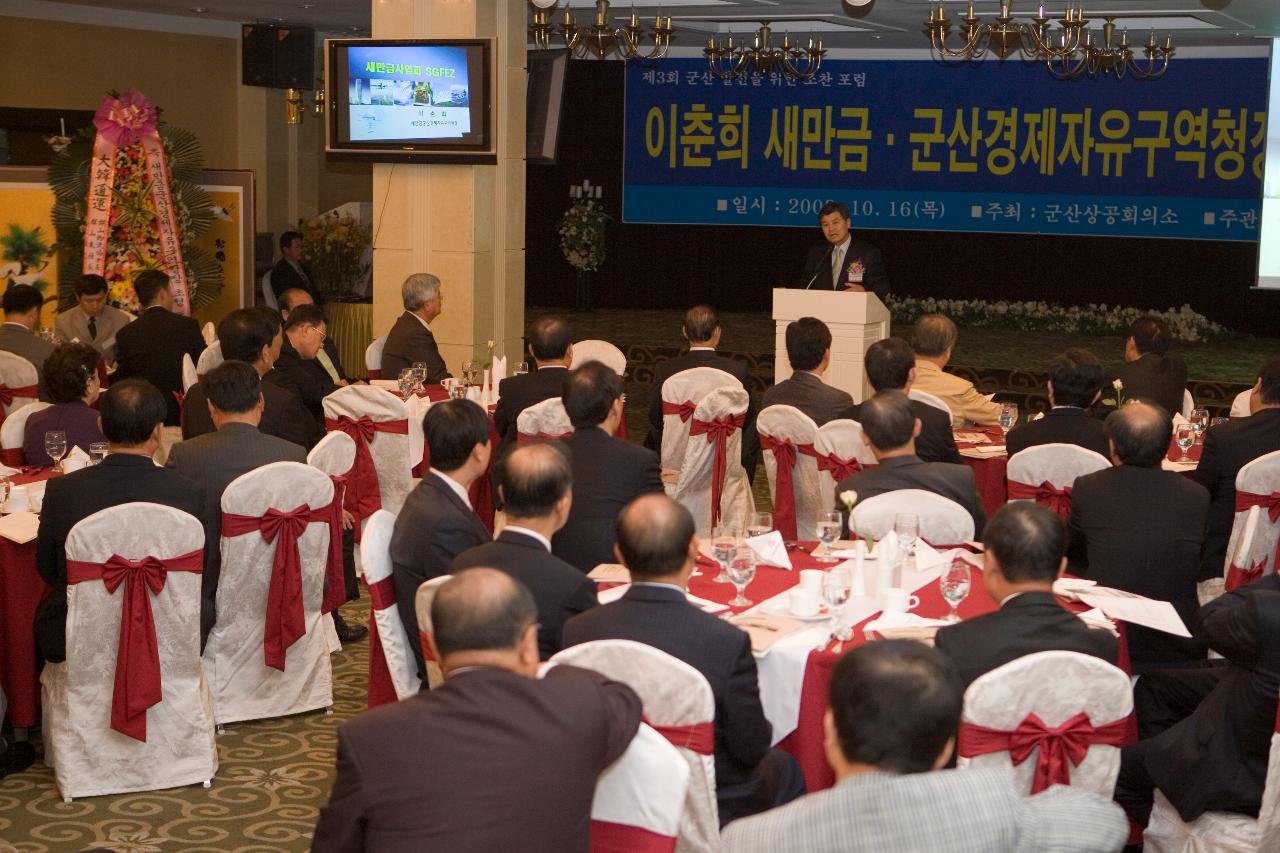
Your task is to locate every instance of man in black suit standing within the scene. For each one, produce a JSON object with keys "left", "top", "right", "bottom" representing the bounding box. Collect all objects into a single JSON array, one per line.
[
  {"left": 270, "top": 230, "right": 320, "bottom": 305},
  {"left": 452, "top": 443, "right": 596, "bottom": 659},
  {"left": 380, "top": 272, "right": 450, "bottom": 382},
  {"left": 313, "top": 569, "right": 641, "bottom": 853},
  {"left": 165, "top": 361, "right": 308, "bottom": 645},
  {"left": 835, "top": 391, "right": 986, "bottom": 537},
  {"left": 112, "top": 269, "right": 206, "bottom": 429},
  {"left": 934, "top": 502, "right": 1118, "bottom": 688},
  {"left": 799, "top": 201, "right": 888, "bottom": 297},
  {"left": 761, "top": 317, "right": 853, "bottom": 426},
  {"left": 645, "top": 305, "right": 758, "bottom": 478},
  {"left": 842, "top": 337, "right": 960, "bottom": 465},
  {"left": 554, "top": 361, "right": 663, "bottom": 572},
  {"left": 1005, "top": 348, "right": 1111, "bottom": 459},
  {"left": 390, "top": 398, "right": 492, "bottom": 680},
  {"left": 492, "top": 315, "right": 572, "bottom": 450},
  {"left": 1192, "top": 356, "right": 1280, "bottom": 582},
  {"left": 564, "top": 494, "right": 805, "bottom": 825},
  {"left": 1067, "top": 402, "right": 1208, "bottom": 673},
  {"left": 34, "top": 379, "right": 205, "bottom": 663},
  {"left": 1107, "top": 315, "right": 1189, "bottom": 417}
]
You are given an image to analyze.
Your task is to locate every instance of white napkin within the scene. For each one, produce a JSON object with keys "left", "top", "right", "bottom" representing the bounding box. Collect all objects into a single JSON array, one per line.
[
  {"left": 0, "top": 463, "right": 18, "bottom": 477},
  {"left": 877, "top": 531, "right": 899, "bottom": 591},
  {"left": 1052, "top": 577, "right": 1098, "bottom": 601},
  {"left": 912, "top": 540, "right": 948, "bottom": 572},
  {"left": 66, "top": 445, "right": 89, "bottom": 463},
  {"left": 746, "top": 530, "right": 792, "bottom": 569},
  {"left": 0, "top": 511, "right": 39, "bottom": 544},
  {"left": 492, "top": 355, "right": 507, "bottom": 384},
  {"left": 1172, "top": 412, "right": 1191, "bottom": 427},
  {"left": 863, "top": 610, "right": 949, "bottom": 634},
  {"left": 1076, "top": 606, "right": 1119, "bottom": 636}
]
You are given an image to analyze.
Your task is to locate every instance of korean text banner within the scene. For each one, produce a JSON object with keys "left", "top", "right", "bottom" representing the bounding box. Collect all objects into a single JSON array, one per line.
[{"left": 622, "top": 58, "right": 1268, "bottom": 241}]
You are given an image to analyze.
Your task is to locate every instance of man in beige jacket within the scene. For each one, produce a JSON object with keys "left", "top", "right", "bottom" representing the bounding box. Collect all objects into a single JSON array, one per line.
[{"left": 910, "top": 314, "right": 1002, "bottom": 426}]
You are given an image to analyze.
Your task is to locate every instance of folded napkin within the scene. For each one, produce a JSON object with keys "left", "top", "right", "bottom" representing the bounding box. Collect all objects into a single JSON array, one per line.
[
  {"left": 1052, "top": 577, "right": 1098, "bottom": 601},
  {"left": 0, "top": 463, "right": 18, "bottom": 477},
  {"left": 729, "top": 613, "right": 806, "bottom": 654},
  {"left": 863, "top": 611, "right": 949, "bottom": 636},
  {"left": 746, "top": 530, "right": 792, "bottom": 569},
  {"left": 66, "top": 445, "right": 89, "bottom": 463},
  {"left": 0, "top": 511, "right": 39, "bottom": 544},
  {"left": 492, "top": 356, "right": 507, "bottom": 385},
  {"left": 588, "top": 563, "right": 630, "bottom": 583},
  {"left": 1076, "top": 606, "right": 1119, "bottom": 636}
]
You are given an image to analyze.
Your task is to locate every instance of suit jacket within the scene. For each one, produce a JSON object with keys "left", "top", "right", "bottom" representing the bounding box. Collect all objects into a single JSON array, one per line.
[
  {"left": 34, "top": 453, "right": 205, "bottom": 661},
  {"left": 1191, "top": 408, "right": 1280, "bottom": 581},
  {"left": 390, "top": 474, "right": 491, "bottom": 678},
  {"left": 564, "top": 583, "right": 772, "bottom": 789},
  {"left": 843, "top": 398, "right": 961, "bottom": 465},
  {"left": 54, "top": 304, "right": 133, "bottom": 362},
  {"left": 1108, "top": 352, "right": 1188, "bottom": 417},
  {"left": 800, "top": 237, "right": 889, "bottom": 298},
  {"left": 113, "top": 306, "right": 206, "bottom": 426},
  {"left": 380, "top": 311, "right": 449, "bottom": 383},
  {"left": 721, "top": 766, "right": 1129, "bottom": 853},
  {"left": 911, "top": 360, "right": 1002, "bottom": 427},
  {"left": 1067, "top": 465, "right": 1208, "bottom": 670},
  {"left": 645, "top": 348, "right": 758, "bottom": 472},
  {"left": 1142, "top": 573, "right": 1280, "bottom": 821},
  {"left": 552, "top": 427, "right": 664, "bottom": 572},
  {"left": 181, "top": 369, "right": 321, "bottom": 449},
  {"left": 934, "top": 592, "right": 1118, "bottom": 688},
  {"left": 835, "top": 454, "right": 987, "bottom": 538},
  {"left": 761, "top": 371, "right": 853, "bottom": 427},
  {"left": 1005, "top": 406, "right": 1112, "bottom": 460},
  {"left": 270, "top": 257, "right": 321, "bottom": 305},
  {"left": 0, "top": 322, "right": 55, "bottom": 401},
  {"left": 492, "top": 365, "right": 569, "bottom": 447},
  {"left": 312, "top": 664, "right": 641, "bottom": 853},
  {"left": 273, "top": 335, "right": 338, "bottom": 425},
  {"left": 450, "top": 529, "right": 598, "bottom": 659},
  {"left": 165, "top": 422, "right": 307, "bottom": 643},
  {"left": 22, "top": 401, "right": 105, "bottom": 466}
]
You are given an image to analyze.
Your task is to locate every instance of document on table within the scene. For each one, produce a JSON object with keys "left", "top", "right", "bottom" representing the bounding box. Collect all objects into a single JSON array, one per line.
[
  {"left": 1078, "top": 590, "right": 1192, "bottom": 637},
  {"left": 588, "top": 563, "right": 630, "bottom": 583},
  {"left": 0, "top": 511, "right": 39, "bottom": 544}
]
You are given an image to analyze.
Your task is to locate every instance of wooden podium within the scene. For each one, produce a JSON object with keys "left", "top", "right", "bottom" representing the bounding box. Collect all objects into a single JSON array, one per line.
[{"left": 772, "top": 289, "right": 890, "bottom": 404}]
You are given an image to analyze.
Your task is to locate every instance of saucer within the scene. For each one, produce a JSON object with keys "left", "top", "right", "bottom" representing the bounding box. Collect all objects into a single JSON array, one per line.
[{"left": 761, "top": 601, "right": 831, "bottom": 622}]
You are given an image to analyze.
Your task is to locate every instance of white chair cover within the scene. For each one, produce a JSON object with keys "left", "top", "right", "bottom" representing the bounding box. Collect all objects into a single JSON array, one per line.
[
  {"left": 757, "top": 405, "right": 821, "bottom": 540},
  {"left": 551, "top": 639, "right": 720, "bottom": 853},
  {"left": 366, "top": 335, "right": 387, "bottom": 379},
  {"left": 659, "top": 366, "right": 741, "bottom": 475},
  {"left": 0, "top": 350, "right": 39, "bottom": 422},
  {"left": 590, "top": 723, "right": 689, "bottom": 853},
  {"left": 672, "top": 385, "right": 753, "bottom": 539},
  {"left": 413, "top": 575, "right": 452, "bottom": 664},
  {"left": 41, "top": 503, "right": 217, "bottom": 799},
  {"left": 958, "top": 650, "right": 1132, "bottom": 798},
  {"left": 571, "top": 339, "right": 627, "bottom": 376},
  {"left": 181, "top": 353, "right": 198, "bottom": 393},
  {"left": 196, "top": 341, "right": 223, "bottom": 377},
  {"left": 308, "top": 431, "right": 358, "bottom": 652},
  {"left": 361, "top": 509, "right": 422, "bottom": 699},
  {"left": 0, "top": 401, "right": 51, "bottom": 463},
  {"left": 1222, "top": 449, "right": 1280, "bottom": 590},
  {"left": 322, "top": 385, "right": 413, "bottom": 516},
  {"left": 1230, "top": 390, "right": 1252, "bottom": 419},
  {"left": 260, "top": 269, "right": 277, "bottom": 310},
  {"left": 201, "top": 322, "right": 217, "bottom": 347},
  {"left": 813, "top": 418, "right": 877, "bottom": 511},
  {"left": 1006, "top": 443, "right": 1111, "bottom": 517},
  {"left": 202, "top": 462, "right": 334, "bottom": 725},
  {"left": 516, "top": 396, "right": 573, "bottom": 440},
  {"left": 1182, "top": 388, "right": 1195, "bottom": 419},
  {"left": 851, "top": 489, "right": 975, "bottom": 545},
  {"left": 909, "top": 388, "right": 954, "bottom": 425}
]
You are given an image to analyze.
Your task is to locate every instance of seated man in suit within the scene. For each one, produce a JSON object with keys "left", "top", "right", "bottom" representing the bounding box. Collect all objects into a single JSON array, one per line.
[
  {"left": 553, "top": 361, "right": 663, "bottom": 572},
  {"left": 646, "top": 304, "right": 758, "bottom": 478},
  {"left": 493, "top": 315, "right": 573, "bottom": 450},
  {"left": 1107, "top": 315, "right": 1188, "bottom": 418},
  {"left": 272, "top": 303, "right": 338, "bottom": 425},
  {"left": 34, "top": 379, "right": 204, "bottom": 663},
  {"left": 390, "top": 398, "right": 492, "bottom": 680},
  {"left": 843, "top": 337, "right": 960, "bottom": 465},
  {"left": 1005, "top": 348, "right": 1110, "bottom": 459},
  {"left": 452, "top": 442, "right": 596, "bottom": 659},
  {"left": 836, "top": 391, "right": 986, "bottom": 537},
  {"left": 909, "top": 314, "right": 1002, "bottom": 427},
  {"left": 313, "top": 569, "right": 641, "bottom": 853},
  {"left": 0, "top": 283, "right": 55, "bottom": 400},
  {"left": 564, "top": 494, "right": 805, "bottom": 825},
  {"left": 278, "top": 287, "right": 350, "bottom": 386},
  {"left": 1114, "top": 572, "right": 1280, "bottom": 829},
  {"left": 53, "top": 274, "right": 133, "bottom": 364},
  {"left": 165, "top": 361, "right": 308, "bottom": 645},
  {"left": 798, "top": 201, "right": 889, "bottom": 297},
  {"left": 1068, "top": 402, "right": 1207, "bottom": 673},
  {"left": 935, "top": 502, "right": 1118, "bottom": 688},
  {"left": 722, "top": 640, "right": 1128, "bottom": 853},
  {"left": 381, "top": 272, "right": 450, "bottom": 382},
  {"left": 761, "top": 317, "right": 853, "bottom": 426},
  {"left": 182, "top": 308, "right": 320, "bottom": 449},
  {"left": 113, "top": 269, "right": 206, "bottom": 430},
  {"left": 1192, "top": 356, "right": 1280, "bottom": 582},
  {"left": 270, "top": 230, "right": 321, "bottom": 305}
]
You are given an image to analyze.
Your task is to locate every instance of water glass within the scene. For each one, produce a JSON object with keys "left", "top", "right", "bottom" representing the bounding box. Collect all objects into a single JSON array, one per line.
[
  {"left": 411, "top": 361, "right": 428, "bottom": 380},
  {"left": 514, "top": 361, "right": 529, "bottom": 376},
  {"left": 462, "top": 360, "right": 480, "bottom": 386},
  {"left": 1190, "top": 408, "right": 1209, "bottom": 443},
  {"left": 815, "top": 511, "right": 842, "bottom": 562},
  {"left": 1174, "top": 425, "right": 1195, "bottom": 462},
  {"left": 89, "top": 442, "right": 109, "bottom": 465},
  {"left": 727, "top": 546, "right": 757, "bottom": 608},
  {"left": 712, "top": 527, "right": 738, "bottom": 584},
  {"left": 45, "top": 430, "right": 67, "bottom": 472},
  {"left": 893, "top": 513, "right": 919, "bottom": 572},
  {"left": 398, "top": 368, "right": 415, "bottom": 397},
  {"left": 940, "top": 557, "right": 972, "bottom": 623},
  {"left": 746, "top": 511, "right": 773, "bottom": 540},
  {"left": 820, "top": 566, "right": 853, "bottom": 649},
  {"left": 999, "top": 402, "right": 1018, "bottom": 435}
]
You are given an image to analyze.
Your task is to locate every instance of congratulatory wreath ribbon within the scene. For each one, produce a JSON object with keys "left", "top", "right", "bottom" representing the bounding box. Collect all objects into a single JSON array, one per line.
[{"left": 84, "top": 89, "right": 192, "bottom": 316}]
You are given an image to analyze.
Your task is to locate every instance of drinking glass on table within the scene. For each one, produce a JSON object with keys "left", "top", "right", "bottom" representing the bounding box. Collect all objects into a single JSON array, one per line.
[
  {"left": 940, "top": 557, "right": 971, "bottom": 624},
  {"left": 711, "top": 526, "right": 739, "bottom": 584},
  {"left": 461, "top": 360, "right": 480, "bottom": 386},
  {"left": 1190, "top": 408, "right": 1210, "bottom": 444},
  {"left": 89, "top": 442, "right": 108, "bottom": 465},
  {"left": 815, "top": 511, "right": 842, "bottom": 562},
  {"left": 746, "top": 511, "right": 773, "bottom": 540},
  {"left": 998, "top": 402, "right": 1018, "bottom": 436},
  {"left": 894, "top": 513, "right": 919, "bottom": 573},
  {"left": 727, "top": 545, "right": 757, "bottom": 608},
  {"left": 45, "top": 431, "right": 67, "bottom": 473},
  {"left": 819, "top": 565, "right": 853, "bottom": 650},
  {"left": 1174, "top": 424, "right": 1195, "bottom": 463},
  {"left": 514, "top": 361, "right": 529, "bottom": 377},
  {"left": 398, "top": 368, "right": 415, "bottom": 398}
]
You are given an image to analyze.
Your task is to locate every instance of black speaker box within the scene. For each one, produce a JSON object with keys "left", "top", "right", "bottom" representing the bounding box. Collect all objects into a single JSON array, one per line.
[{"left": 241, "top": 24, "right": 315, "bottom": 90}]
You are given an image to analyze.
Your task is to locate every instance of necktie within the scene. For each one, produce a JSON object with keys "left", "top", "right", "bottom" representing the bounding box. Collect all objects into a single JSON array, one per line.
[
  {"left": 831, "top": 247, "right": 844, "bottom": 289},
  {"left": 88, "top": 316, "right": 97, "bottom": 340},
  {"left": 315, "top": 348, "right": 341, "bottom": 384}
]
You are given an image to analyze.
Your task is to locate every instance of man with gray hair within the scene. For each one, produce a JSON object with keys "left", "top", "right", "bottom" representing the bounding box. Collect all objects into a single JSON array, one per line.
[
  {"left": 910, "top": 314, "right": 1002, "bottom": 427},
  {"left": 381, "top": 272, "right": 450, "bottom": 382}
]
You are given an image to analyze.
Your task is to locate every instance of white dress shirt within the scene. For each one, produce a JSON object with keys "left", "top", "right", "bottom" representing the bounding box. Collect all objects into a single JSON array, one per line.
[
  {"left": 503, "top": 525, "right": 551, "bottom": 552},
  {"left": 430, "top": 469, "right": 472, "bottom": 508}
]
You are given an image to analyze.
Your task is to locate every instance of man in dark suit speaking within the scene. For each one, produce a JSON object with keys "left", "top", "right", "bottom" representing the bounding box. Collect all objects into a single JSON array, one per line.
[{"left": 799, "top": 201, "right": 888, "bottom": 297}]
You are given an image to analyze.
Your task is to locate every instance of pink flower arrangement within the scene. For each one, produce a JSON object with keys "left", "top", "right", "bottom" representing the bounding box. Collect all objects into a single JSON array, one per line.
[{"left": 93, "top": 90, "right": 158, "bottom": 148}]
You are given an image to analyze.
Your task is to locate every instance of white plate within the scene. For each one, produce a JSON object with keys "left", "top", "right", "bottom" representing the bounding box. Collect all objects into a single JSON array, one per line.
[{"left": 760, "top": 601, "right": 832, "bottom": 622}]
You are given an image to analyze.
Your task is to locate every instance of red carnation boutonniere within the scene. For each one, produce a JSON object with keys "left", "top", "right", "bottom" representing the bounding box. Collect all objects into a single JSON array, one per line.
[{"left": 846, "top": 260, "right": 865, "bottom": 283}]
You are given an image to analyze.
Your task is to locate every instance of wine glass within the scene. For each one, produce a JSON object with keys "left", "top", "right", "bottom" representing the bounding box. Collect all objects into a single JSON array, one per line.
[
  {"left": 815, "top": 511, "right": 841, "bottom": 562},
  {"left": 894, "top": 513, "right": 919, "bottom": 573},
  {"left": 89, "top": 442, "right": 109, "bottom": 465},
  {"left": 940, "top": 557, "right": 971, "bottom": 624},
  {"left": 819, "top": 566, "right": 853, "bottom": 650},
  {"left": 514, "top": 361, "right": 529, "bottom": 376},
  {"left": 462, "top": 360, "right": 480, "bottom": 386},
  {"left": 45, "top": 431, "right": 67, "bottom": 472},
  {"left": 999, "top": 402, "right": 1018, "bottom": 436},
  {"left": 1190, "top": 408, "right": 1209, "bottom": 444},
  {"left": 746, "top": 511, "right": 773, "bottom": 540},
  {"left": 711, "top": 526, "right": 738, "bottom": 584},
  {"left": 727, "top": 546, "right": 756, "bottom": 608},
  {"left": 1174, "top": 424, "right": 1195, "bottom": 463},
  {"left": 398, "top": 368, "right": 414, "bottom": 398}
]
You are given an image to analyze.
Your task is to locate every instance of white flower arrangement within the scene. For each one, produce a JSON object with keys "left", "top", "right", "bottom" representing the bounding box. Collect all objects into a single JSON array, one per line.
[{"left": 558, "top": 199, "right": 610, "bottom": 272}]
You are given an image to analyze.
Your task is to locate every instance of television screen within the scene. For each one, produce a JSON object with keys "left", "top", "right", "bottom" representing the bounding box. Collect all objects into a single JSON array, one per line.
[{"left": 326, "top": 38, "right": 494, "bottom": 162}]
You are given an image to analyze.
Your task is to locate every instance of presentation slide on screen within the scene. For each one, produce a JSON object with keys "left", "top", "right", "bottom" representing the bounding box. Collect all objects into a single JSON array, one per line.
[
  {"left": 1258, "top": 38, "right": 1280, "bottom": 287},
  {"left": 345, "top": 45, "right": 471, "bottom": 141}
]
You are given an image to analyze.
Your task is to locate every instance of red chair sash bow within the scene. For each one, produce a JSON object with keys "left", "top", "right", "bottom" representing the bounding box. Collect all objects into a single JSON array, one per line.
[
  {"left": 642, "top": 717, "right": 715, "bottom": 756},
  {"left": 590, "top": 821, "right": 676, "bottom": 853},
  {"left": 661, "top": 400, "right": 697, "bottom": 423},
  {"left": 323, "top": 414, "right": 410, "bottom": 529},
  {"left": 958, "top": 711, "right": 1128, "bottom": 794},
  {"left": 1226, "top": 557, "right": 1268, "bottom": 591},
  {"left": 517, "top": 430, "right": 572, "bottom": 443},
  {"left": 367, "top": 576, "right": 397, "bottom": 611},
  {"left": 0, "top": 383, "right": 39, "bottom": 424},
  {"left": 66, "top": 549, "right": 203, "bottom": 742},
  {"left": 689, "top": 412, "right": 746, "bottom": 528},
  {"left": 811, "top": 449, "right": 864, "bottom": 483},
  {"left": 222, "top": 502, "right": 337, "bottom": 671},
  {"left": 1007, "top": 480, "right": 1074, "bottom": 521},
  {"left": 759, "top": 434, "right": 814, "bottom": 541},
  {"left": 1230, "top": 490, "right": 1280, "bottom": 589}
]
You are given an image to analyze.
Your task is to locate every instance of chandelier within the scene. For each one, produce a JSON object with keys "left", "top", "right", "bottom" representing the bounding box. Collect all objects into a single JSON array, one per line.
[
  {"left": 529, "top": 0, "right": 674, "bottom": 62},
  {"left": 925, "top": 2, "right": 1174, "bottom": 80},
  {"left": 705, "top": 23, "right": 827, "bottom": 81}
]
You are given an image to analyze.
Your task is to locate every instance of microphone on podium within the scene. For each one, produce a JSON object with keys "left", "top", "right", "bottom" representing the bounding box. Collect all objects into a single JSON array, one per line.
[{"left": 804, "top": 243, "right": 835, "bottom": 290}]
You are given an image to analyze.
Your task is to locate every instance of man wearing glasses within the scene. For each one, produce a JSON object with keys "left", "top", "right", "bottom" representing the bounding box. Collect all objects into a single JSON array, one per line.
[{"left": 274, "top": 302, "right": 346, "bottom": 425}]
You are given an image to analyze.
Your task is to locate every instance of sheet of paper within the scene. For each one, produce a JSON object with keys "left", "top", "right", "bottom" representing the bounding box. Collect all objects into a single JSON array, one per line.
[
  {"left": 0, "top": 464, "right": 18, "bottom": 477},
  {"left": 954, "top": 431, "right": 991, "bottom": 444},
  {"left": 0, "top": 511, "right": 39, "bottom": 544},
  {"left": 729, "top": 613, "right": 806, "bottom": 654},
  {"left": 1075, "top": 606, "right": 1119, "bottom": 636},
  {"left": 1078, "top": 592, "right": 1192, "bottom": 637},
  {"left": 588, "top": 563, "right": 630, "bottom": 583},
  {"left": 969, "top": 444, "right": 1008, "bottom": 456},
  {"left": 746, "top": 530, "right": 792, "bottom": 569},
  {"left": 1052, "top": 577, "right": 1098, "bottom": 601}
]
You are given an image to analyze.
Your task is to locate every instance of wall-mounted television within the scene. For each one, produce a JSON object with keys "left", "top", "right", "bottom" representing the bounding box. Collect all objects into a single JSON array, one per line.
[{"left": 325, "top": 38, "right": 495, "bottom": 164}]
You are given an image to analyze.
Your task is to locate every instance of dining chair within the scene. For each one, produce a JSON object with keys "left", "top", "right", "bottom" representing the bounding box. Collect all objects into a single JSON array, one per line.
[
  {"left": 908, "top": 388, "right": 954, "bottom": 425},
  {"left": 1005, "top": 443, "right": 1111, "bottom": 521},
  {"left": 852, "top": 490, "right": 974, "bottom": 545},
  {"left": 570, "top": 339, "right": 627, "bottom": 377},
  {"left": 671, "top": 384, "right": 753, "bottom": 540},
  {"left": 757, "top": 404, "right": 821, "bottom": 541},
  {"left": 516, "top": 396, "right": 573, "bottom": 441},
  {"left": 587, "top": 722, "right": 689, "bottom": 853},
  {"left": 361, "top": 509, "right": 422, "bottom": 707}
]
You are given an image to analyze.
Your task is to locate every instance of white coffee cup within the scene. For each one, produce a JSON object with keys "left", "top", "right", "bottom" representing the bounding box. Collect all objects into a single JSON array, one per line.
[
  {"left": 789, "top": 588, "right": 821, "bottom": 617},
  {"left": 441, "top": 377, "right": 457, "bottom": 393},
  {"left": 5, "top": 485, "right": 29, "bottom": 513},
  {"left": 62, "top": 458, "right": 86, "bottom": 474},
  {"left": 879, "top": 587, "right": 920, "bottom": 613},
  {"left": 465, "top": 386, "right": 482, "bottom": 402},
  {"left": 798, "top": 569, "right": 823, "bottom": 594}
]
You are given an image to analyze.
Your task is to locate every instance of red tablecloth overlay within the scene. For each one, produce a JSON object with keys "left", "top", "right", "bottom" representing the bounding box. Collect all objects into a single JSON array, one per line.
[{"left": 0, "top": 469, "right": 57, "bottom": 728}]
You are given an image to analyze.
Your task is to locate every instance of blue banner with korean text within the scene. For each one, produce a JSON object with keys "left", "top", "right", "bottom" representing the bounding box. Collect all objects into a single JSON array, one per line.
[{"left": 622, "top": 58, "right": 1268, "bottom": 241}]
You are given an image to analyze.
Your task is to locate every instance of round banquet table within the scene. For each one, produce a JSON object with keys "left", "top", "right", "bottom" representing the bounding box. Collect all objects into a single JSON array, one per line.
[{"left": 0, "top": 469, "right": 57, "bottom": 729}]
